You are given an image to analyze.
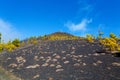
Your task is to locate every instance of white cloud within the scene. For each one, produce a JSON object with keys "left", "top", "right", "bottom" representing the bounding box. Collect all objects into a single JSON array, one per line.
[
  {"left": 65, "top": 19, "right": 92, "bottom": 32},
  {"left": 0, "top": 18, "right": 21, "bottom": 42},
  {"left": 77, "top": 0, "right": 94, "bottom": 18}
]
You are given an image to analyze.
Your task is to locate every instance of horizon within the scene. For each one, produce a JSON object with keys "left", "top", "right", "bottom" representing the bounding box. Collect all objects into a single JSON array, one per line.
[{"left": 0, "top": 0, "right": 120, "bottom": 42}]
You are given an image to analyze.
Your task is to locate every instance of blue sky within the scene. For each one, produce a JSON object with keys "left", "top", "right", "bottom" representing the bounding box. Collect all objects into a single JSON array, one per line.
[{"left": 0, "top": 0, "right": 120, "bottom": 41}]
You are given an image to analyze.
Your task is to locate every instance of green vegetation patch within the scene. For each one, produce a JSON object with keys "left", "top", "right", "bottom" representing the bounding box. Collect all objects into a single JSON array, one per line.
[
  {"left": 42, "top": 32, "right": 80, "bottom": 40},
  {"left": 0, "top": 66, "right": 22, "bottom": 80}
]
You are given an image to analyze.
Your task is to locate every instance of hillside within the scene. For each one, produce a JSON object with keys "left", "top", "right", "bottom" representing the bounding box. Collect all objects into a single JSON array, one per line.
[
  {"left": 0, "top": 32, "right": 120, "bottom": 80},
  {"left": 41, "top": 32, "right": 80, "bottom": 40}
]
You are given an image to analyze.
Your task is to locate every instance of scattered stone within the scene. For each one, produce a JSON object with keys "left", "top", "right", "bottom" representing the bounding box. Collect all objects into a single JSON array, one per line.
[
  {"left": 56, "top": 65, "right": 62, "bottom": 68},
  {"left": 40, "top": 56, "right": 44, "bottom": 59},
  {"left": 18, "top": 63, "right": 24, "bottom": 68},
  {"left": 74, "top": 63, "right": 80, "bottom": 67},
  {"left": 78, "top": 55, "right": 83, "bottom": 58},
  {"left": 84, "top": 55, "right": 87, "bottom": 58},
  {"left": 72, "top": 47, "right": 75, "bottom": 50},
  {"left": 26, "top": 64, "right": 40, "bottom": 69},
  {"left": 62, "top": 57, "right": 66, "bottom": 60},
  {"left": 82, "top": 45, "right": 85, "bottom": 47},
  {"left": 112, "top": 62, "right": 120, "bottom": 67},
  {"left": 48, "top": 77, "right": 54, "bottom": 80},
  {"left": 55, "top": 55, "right": 61, "bottom": 59},
  {"left": 53, "top": 53, "right": 57, "bottom": 56},
  {"left": 9, "top": 69, "right": 14, "bottom": 72},
  {"left": 88, "top": 54, "right": 92, "bottom": 56},
  {"left": 50, "top": 64, "right": 55, "bottom": 67},
  {"left": 47, "top": 47, "right": 50, "bottom": 49},
  {"left": 16, "top": 67, "right": 20, "bottom": 70},
  {"left": 64, "top": 61, "right": 69, "bottom": 64},
  {"left": 77, "top": 59, "right": 81, "bottom": 62},
  {"left": 72, "top": 58, "right": 77, "bottom": 61},
  {"left": 93, "top": 63, "right": 97, "bottom": 66},
  {"left": 44, "top": 52, "right": 48, "bottom": 54},
  {"left": 101, "top": 53, "right": 105, "bottom": 55},
  {"left": 42, "top": 63, "right": 49, "bottom": 67},
  {"left": 52, "top": 59, "right": 57, "bottom": 62},
  {"left": 80, "top": 70, "right": 84, "bottom": 73},
  {"left": 71, "top": 51, "right": 75, "bottom": 54},
  {"left": 93, "top": 53, "right": 100, "bottom": 56},
  {"left": 96, "top": 60, "right": 102, "bottom": 64},
  {"left": 107, "top": 67, "right": 111, "bottom": 70},
  {"left": 61, "top": 51, "right": 66, "bottom": 53},
  {"left": 66, "top": 54, "right": 71, "bottom": 57},
  {"left": 46, "top": 57, "right": 51, "bottom": 63},
  {"left": 16, "top": 56, "right": 26, "bottom": 63},
  {"left": 7, "top": 57, "right": 12, "bottom": 60},
  {"left": 57, "top": 62, "right": 60, "bottom": 64},
  {"left": 34, "top": 56, "right": 39, "bottom": 61},
  {"left": 47, "top": 56, "right": 52, "bottom": 59},
  {"left": 56, "top": 69, "right": 64, "bottom": 72},
  {"left": 111, "top": 51, "right": 120, "bottom": 54},
  {"left": 9, "top": 63, "right": 17, "bottom": 68},
  {"left": 83, "top": 63, "right": 86, "bottom": 66},
  {"left": 73, "top": 55, "right": 78, "bottom": 58},
  {"left": 33, "top": 74, "right": 40, "bottom": 79}
]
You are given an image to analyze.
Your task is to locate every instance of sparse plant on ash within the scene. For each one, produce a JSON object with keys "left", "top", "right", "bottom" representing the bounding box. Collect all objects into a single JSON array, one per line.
[
  {"left": 12, "top": 38, "right": 20, "bottom": 47},
  {"left": 4, "top": 41, "right": 16, "bottom": 52},
  {"left": 100, "top": 38, "right": 118, "bottom": 51},
  {"left": 100, "top": 33, "right": 120, "bottom": 51},
  {"left": 86, "top": 34, "right": 94, "bottom": 42}
]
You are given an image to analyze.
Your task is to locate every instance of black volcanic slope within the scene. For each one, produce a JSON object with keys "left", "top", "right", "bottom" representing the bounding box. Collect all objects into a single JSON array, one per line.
[{"left": 0, "top": 40, "right": 120, "bottom": 80}]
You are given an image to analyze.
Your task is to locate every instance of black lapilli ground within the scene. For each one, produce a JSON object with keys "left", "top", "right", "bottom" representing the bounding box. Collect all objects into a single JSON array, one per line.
[{"left": 0, "top": 40, "right": 120, "bottom": 80}]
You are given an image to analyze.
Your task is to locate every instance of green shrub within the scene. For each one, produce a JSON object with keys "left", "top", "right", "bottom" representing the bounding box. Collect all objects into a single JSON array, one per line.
[
  {"left": 117, "top": 46, "right": 120, "bottom": 51},
  {"left": 4, "top": 41, "right": 16, "bottom": 52},
  {"left": 0, "top": 66, "right": 22, "bottom": 80},
  {"left": 12, "top": 39, "right": 20, "bottom": 47},
  {"left": 100, "top": 38, "right": 118, "bottom": 51},
  {"left": 86, "top": 34, "right": 94, "bottom": 42},
  {"left": 110, "top": 33, "right": 117, "bottom": 40},
  {"left": 26, "top": 36, "right": 38, "bottom": 45},
  {"left": 21, "top": 41, "right": 25, "bottom": 47},
  {"left": 0, "top": 33, "right": 2, "bottom": 43},
  {"left": 98, "top": 31, "right": 104, "bottom": 39},
  {"left": 0, "top": 44, "right": 4, "bottom": 52},
  {"left": 31, "top": 39, "right": 38, "bottom": 45},
  {"left": 41, "top": 33, "right": 79, "bottom": 41}
]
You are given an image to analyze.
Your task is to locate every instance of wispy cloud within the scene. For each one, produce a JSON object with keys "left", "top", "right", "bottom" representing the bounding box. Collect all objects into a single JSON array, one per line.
[
  {"left": 65, "top": 0, "right": 94, "bottom": 33},
  {"left": 77, "top": 0, "right": 94, "bottom": 18},
  {"left": 65, "top": 19, "right": 92, "bottom": 32},
  {"left": 0, "top": 18, "right": 21, "bottom": 42}
]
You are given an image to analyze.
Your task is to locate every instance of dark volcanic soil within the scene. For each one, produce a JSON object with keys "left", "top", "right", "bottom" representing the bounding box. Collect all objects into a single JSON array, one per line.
[{"left": 0, "top": 40, "right": 120, "bottom": 80}]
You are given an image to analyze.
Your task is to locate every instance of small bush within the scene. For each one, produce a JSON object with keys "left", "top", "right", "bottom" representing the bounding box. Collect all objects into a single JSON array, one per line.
[
  {"left": 21, "top": 41, "right": 25, "bottom": 47},
  {"left": 98, "top": 31, "right": 104, "bottom": 39},
  {"left": 0, "top": 33, "right": 2, "bottom": 43},
  {"left": 86, "top": 34, "right": 94, "bottom": 42},
  {"left": 100, "top": 38, "right": 119, "bottom": 51},
  {"left": 31, "top": 39, "right": 38, "bottom": 45},
  {"left": 26, "top": 36, "right": 38, "bottom": 45},
  {"left": 4, "top": 41, "right": 16, "bottom": 52},
  {"left": 12, "top": 39, "right": 20, "bottom": 47},
  {"left": 41, "top": 33, "right": 79, "bottom": 41},
  {"left": 0, "top": 44, "right": 4, "bottom": 52},
  {"left": 110, "top": 33, "right": 116, "bottom": 39},
  {"left": 0, "top": 66, "right": 22, "bottom": 80}
]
